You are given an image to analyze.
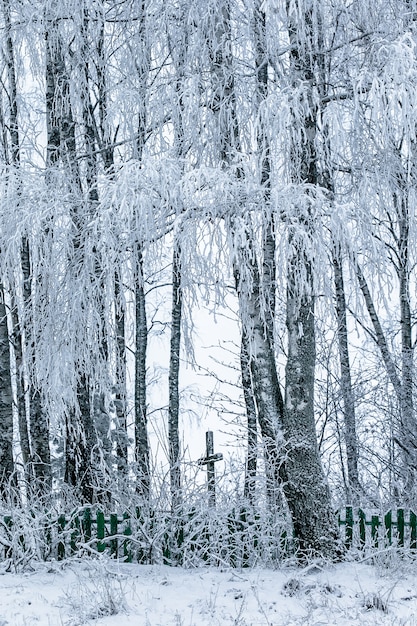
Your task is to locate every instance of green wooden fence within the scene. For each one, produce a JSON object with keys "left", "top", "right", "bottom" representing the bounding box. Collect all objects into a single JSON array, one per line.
[
  {"left": 2, "top": 507, "right": 416, "bottom": 564},
  {"left": 338, "top": 507, "right": 417, "bottom": 550}
]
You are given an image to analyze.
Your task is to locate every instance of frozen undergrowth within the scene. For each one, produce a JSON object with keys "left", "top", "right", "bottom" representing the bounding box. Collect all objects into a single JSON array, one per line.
[{"left": 0, "top": 554, "right": 417, "bottom": 625}]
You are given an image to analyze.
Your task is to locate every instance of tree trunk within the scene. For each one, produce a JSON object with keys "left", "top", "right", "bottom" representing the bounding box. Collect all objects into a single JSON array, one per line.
[
  {"left": 333, "top": 247, "right": 361, "bottom": 501},
  {"left": 284, "top": 254, "right": 340, "bottom": 556},
  {"left": 10, "top": 292, "right": 31, "bottom": 484},
  {"left": 45, "top": 12, "right": 98, "bottom": 499},
  {"left": 130, "top": 0, "right": 151, "bottom": 498},
  {"left": 135, "top": 244, "right": 150, "bottom": 497},
  {"left": 168, "top": 240, "right": 182, "bottom": 511},
  {"left": 0, "top": 286, "right": 14, "bottom": 495},
  {"left": 115, "top": 270, "right": 128, "bottom": 477},
  {"left": 64, "top": 376, "right": 94, "bottom": 504},
  {"left": 397, "top": 194, "right": 415, "bottom": 494},
  {"left": 241, "top": 331, "right": 257, "bottom": 504},
  {"left": 3, "top": 0, "right": 52, "bottom": 493},
  {"left": 232, "top": 229, "right": 285, "bottom": 504},
  {"left": 282, "top": 0, "right": 341, "bottom": 557}
]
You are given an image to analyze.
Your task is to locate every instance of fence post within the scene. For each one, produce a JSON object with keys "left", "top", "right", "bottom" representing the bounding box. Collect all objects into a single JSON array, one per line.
[
  {"left": 358, "top": 509, "right": 366, "bottom": 548},
  {"left": 97, "top": 511, "right": 106, "bottom": 553},
  {"left": 397, "top": 509, "right": 405, "bottom": 547},
  {"left": 70, "top": 513, "right": 80, "bottom": 554},
  {"left": 410, "top": 510, "right": 417, "bottom": 550},
  {"left": 82, "top": 508, "right": 92, "bottom": 546},
  {"left": 110, "top": 513, "right": 118, "bottom": 557},
  {"left": 371, "top": 514, "right": 379, "bottom": 548}
]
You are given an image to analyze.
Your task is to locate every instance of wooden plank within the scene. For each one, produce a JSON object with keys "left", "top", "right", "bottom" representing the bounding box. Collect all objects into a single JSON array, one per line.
[
  {"left": 397, "top": 509, "right": 405, "bottom": 547},
  {"left": 410, "top": 510, "right": 417, "bottom": 550},
  {"left": 82, "top": 508, "right": 92, "bottom": 544},
  {"left": 198, "top": 431, "right": 223, "bottom": 507},
  {"left": 358, "top": 509, "right": 366, "bottom": 547},
  {"left": 96, "top": 511, "right": 106, "bottom": 553},
  {"left": 70, "top": 514, "right": 80, "bottom": 554},
  {"left": 110, "top": 513, "right": 118, "bottom": 557},
  {"left": 397, "top": 509, "right": 405, "bottom": 548},
  {"left": 371, "top": 514, "right": 379, "bottom": 548}
]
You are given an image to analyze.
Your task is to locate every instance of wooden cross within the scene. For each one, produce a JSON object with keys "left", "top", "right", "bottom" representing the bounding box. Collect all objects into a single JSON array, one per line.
[{"left": 198, "top": 431, "right": 223, "bottom": 507}]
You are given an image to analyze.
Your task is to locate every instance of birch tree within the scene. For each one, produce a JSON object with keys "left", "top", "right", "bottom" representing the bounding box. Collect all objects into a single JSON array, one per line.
[{"left": 344, "top": 0, "right": 417, "bottom": 499}]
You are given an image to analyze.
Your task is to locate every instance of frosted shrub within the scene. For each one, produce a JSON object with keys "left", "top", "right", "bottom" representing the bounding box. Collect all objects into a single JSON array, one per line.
[{"left": 63, "top": 560, "right": 128, "bottom": 624}]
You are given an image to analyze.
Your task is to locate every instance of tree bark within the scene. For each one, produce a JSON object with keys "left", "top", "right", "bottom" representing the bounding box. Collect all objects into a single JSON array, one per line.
[
  {"left": 168, "top": 240, "right": 182, "bottom": 511},
  {"left": 282, "top": 0, "right": 341, "bottom": 557},
  {"left": 132, "top": 0, "right": 151, "bottom": 498},
  {"left": 0, "top": 286, "right": 14, "bottom": 495},
  {"left": 205, "top": 0, "right": 286, "bottom": 510},
  {"left": 135, "top": 244, "right": 150, "bottom": 497},
  {"left": 241, "top": 331, "right": 257, "bottom": 504},
  {"left": 333, "top": 247, "right": 361, "bottom": 501},
  {"left": 115, "top": 270, "right": 128, "bottom": 478},
  {"left": 4, "top": 0, "right": 51, "bottom": 493},
  {"left": 45, "top": 11, "right": 98, "bottom": 500}
]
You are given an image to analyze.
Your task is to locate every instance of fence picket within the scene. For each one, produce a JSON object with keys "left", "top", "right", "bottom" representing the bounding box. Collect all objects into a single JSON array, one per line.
[
  {"left": 411, "top": 511, "right": 417, "bottom": 550},
  {"left": 82, "top": 508, "right": 91, "bottom": 545},
  {"left": 97, "top": 511, "right": 105, "bottom": 553},
  {"left": 336, "top": 508, "right": 417, "bottom": 550},
  {"left": 110, "top": 513, "right": 118, "bottom": 557},
  {"left": 371, "top": 514, "right": 379, "bottom": 548},
  {"left": 358, "top": 509, "right": 366, "bottom": 547},
  {"left": 70, "top": 513, "right": 80, "bottom": 554}
]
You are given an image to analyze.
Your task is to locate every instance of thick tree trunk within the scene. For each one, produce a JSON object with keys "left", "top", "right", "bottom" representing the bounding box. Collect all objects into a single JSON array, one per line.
[
  {"left": 95, "top": 19, "right": 129, "bottom": 487},
  {"left": 45, "top": 13, "right": 98, "bottom": 499},
  {"left": 284, "top": 258, "right": 340, "bottom": 557},
  {"left": 283, "top": 0, "right": 341, "bottom": 557},
  {"left": 64, "top": 376, "right": 95, "bottom": 504},
  {"left": 80, "top": 10, "right": 113, "bottom": 499},
  {"left": 232, "top": 232, "right": 285, "bottom": 503}
]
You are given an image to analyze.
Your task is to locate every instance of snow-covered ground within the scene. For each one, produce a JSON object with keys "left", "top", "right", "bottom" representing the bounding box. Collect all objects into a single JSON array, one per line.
[{"left": 1, "top": 556, "right": 417, "bottom": 625}]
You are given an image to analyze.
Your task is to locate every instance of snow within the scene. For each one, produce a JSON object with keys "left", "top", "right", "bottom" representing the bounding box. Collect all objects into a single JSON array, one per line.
[{"left": 1, "top": 556, "right": 417, "bottom": 625}]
